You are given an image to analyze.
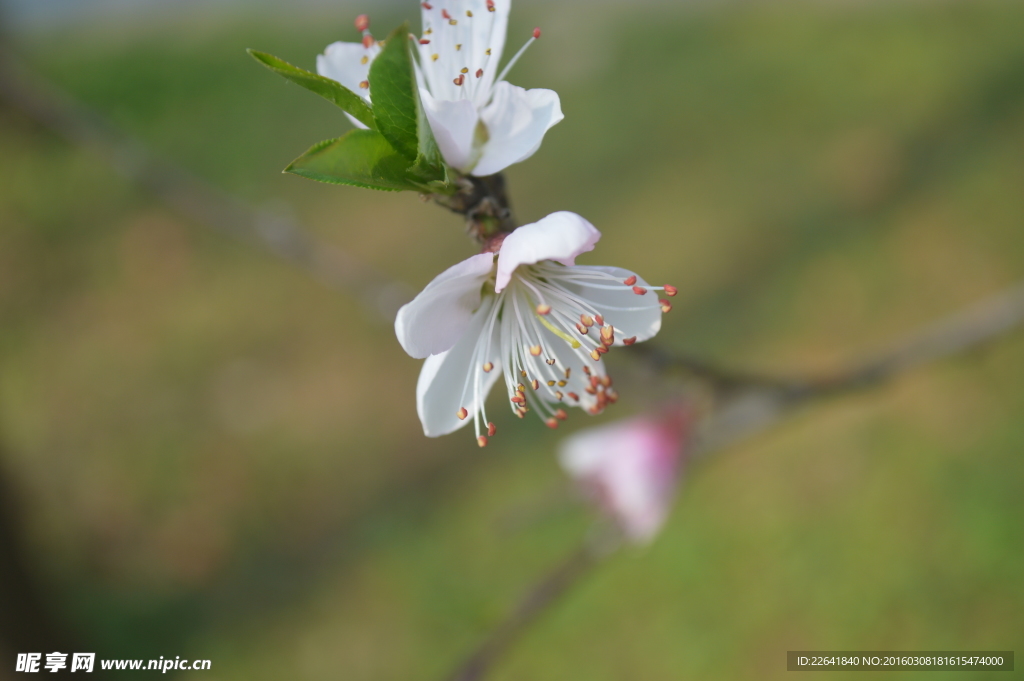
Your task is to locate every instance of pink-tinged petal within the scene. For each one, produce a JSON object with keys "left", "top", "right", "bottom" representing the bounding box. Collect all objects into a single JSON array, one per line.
[
  {"left": 472, "top": 83, "right": 564, "bottom": 177},
  {"left": 395, "top": 253, "right": 495, "bottom": 359},
  {"left": 564, "top": 266, "right": 663, "bottom": 344},
  {"left": 420, "top": 88, "right": 480, "bottom": 172},
  {"left": 317, "top": 41, "right": 380, "bottom": 128},
  {"left": 495, "top": 212, "right": 600, "bottom": 292},
  {"left": 559, "top": 409, "right": 691, "bottom": 543},
  {"left": 417, "top": 298, "right": 502, "bottom": 437}
]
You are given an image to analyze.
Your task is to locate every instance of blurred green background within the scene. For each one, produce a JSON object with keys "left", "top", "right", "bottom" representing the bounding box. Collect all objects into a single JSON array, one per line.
[{"left": 1, "top": 0, "right": 1023, "bottom": 679}]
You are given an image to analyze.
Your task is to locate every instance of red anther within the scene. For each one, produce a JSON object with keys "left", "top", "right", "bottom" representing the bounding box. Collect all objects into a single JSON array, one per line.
[
  {"left": 441, "top": 8, "right": 451, "bottom": 19},
  {"left": 532, "top": 27, "right": 542, "bottom": 39},
  {"left": 355, "top": 14, "right": 370, "bottom": 31},
  {"left": 567, "top": 392, "right": 580, "bottom": 401},
  {"left": 359, "top": 80, "right": 370, "bottom": 89},
  {"left": 576, "top": 323, "right": 588, "bottom": 335},
  {"left": 457, "top": 407, "right": 469, "bottom": 420},
  {"left": 590, "top": 376, "right": 600, "bottom": 388},
  {"left": 529, "top": 345, "right": 542, "bottom": 357},
  {"left": 511, "top": 395, "right": 525, "bottom": 405},
  {"left": 597, "top": 346, "right": 609, "bottom": 355},
  {"left": 580, "top": 314, "right": 594, "bottom": 327},
  {"left": 606, "top": 389, "right": 619, "bottom": 404},
  {"left": 623, "top": 336, "right": 637, "bottom": 346},
  {"left": 477, "top": 435, "right": 488, "bottom": 448},
  {"left": 590, "top": 349, "right": 602, "bottom": 361},
  {"left": 623, "top": 275, "right": 637, "bottom": 286},
  {"left": 531, "top": 379, "right": 540, "bottom": 391},
  {"left": 664, "top": 285, "right": 678, "bottom": 297},
  {"left": 453, "top": 75, "right": 465, "bottom": 86},
  {"left": 555, "top": 409, "right": 568, "bottom": 421},
  {"left": 582, "top": 366, "right": 591, "bottom": 375},
  {"left": 421, "top": 2, "right": 433, "bottom": 8},
  {"left": 601, "top": 375, "right": 612, "bottom": 388},
  {"left": 536, "top": 304, "right": 552, "bottom": 315},
  {"left": 486, "top": 0, "right": 495, "bottom": 10},
  {"left": 545, "top": 417, "right": 559, "bottom": 429},
  {"left": 476, "top": 68, "right": 484, "bottom": 78},
  {"left": 585, "top": 386, "right": 597, "bottom": 395},
  {"left": 659, "top": 298, "right": 673, "bottom": 313},
  {"left": 632, "top": 286, "right": 648, "bottom": 295},
  {"left": 488, "top": 422, "right": 497, "bottom": 437},
  {"left": 594, "top": 315, "right": 604, "bottom": 326},
  {"left": 362, "top": 34, "right": 375, "bottom": 48},
  {"left": 419, "top": 39, "right": 431, "bottom": 45}
]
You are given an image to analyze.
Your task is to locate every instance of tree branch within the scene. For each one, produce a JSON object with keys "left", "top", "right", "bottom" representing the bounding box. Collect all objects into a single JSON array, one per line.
[{"left": 0, "top": 47, "right": 414, "bottom": 324}]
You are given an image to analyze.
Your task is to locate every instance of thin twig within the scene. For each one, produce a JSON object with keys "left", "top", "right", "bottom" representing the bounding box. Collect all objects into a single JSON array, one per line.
[
  {"left": 0, "top": 48, "right": 414, "bottom": 324},
  {"left": 444, "top": 535, "right": 613, "bottom": 681}
]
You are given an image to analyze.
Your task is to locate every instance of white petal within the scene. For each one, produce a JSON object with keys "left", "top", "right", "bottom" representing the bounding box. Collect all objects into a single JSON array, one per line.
[
  {"left": 471, "top": 83, "right": 563, "bottom": 177},
  {"left": 317, "top": 41, "right": 379, "bottom": 128},
  {"left": 416, "top": 298, "right": 502, "bottom": 437},
  {"left": 395, "top": 253, "right": 495, "bottom": 359},
  {"left": 564, "top": 266, "right": 663, "bottom": 344},
  {"left": 420, "top": 88, "right": 480, "bottom": 172},
  {"left": 495, "top": 212, "right": 601, "bottom": 292}
]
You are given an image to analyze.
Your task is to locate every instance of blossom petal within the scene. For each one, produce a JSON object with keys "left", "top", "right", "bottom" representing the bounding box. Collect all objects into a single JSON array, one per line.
[
  {"left": 417, "top": 298, "right": 502, "bottom": 437},
  {"left": 317, "top": 41, "right": 380, "bottom": 128},
  {"left": 472, "top": 82, "right": 563, "bottom": 177},
  {"left": 565, "top": 266, "right": 663, "bottom": 344},
  {"left": 559, "top": 416, "right": 683, "bottom": 542},
  {"left": 495, "top": 212, "right": 600, "bottom": 292},
  {"left": 420, "top": 88, "right": 480, "bottom": 172},
  {"left": 395, "top": 253, "right": 495, "bottom": 359}
]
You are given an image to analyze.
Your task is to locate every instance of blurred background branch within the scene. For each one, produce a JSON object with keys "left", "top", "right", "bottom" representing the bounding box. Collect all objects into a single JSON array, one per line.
[{"left": 0, "top": 44, "right": 414, "bottom": 324}]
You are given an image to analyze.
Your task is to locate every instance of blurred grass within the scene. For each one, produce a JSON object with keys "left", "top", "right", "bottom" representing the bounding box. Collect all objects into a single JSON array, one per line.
[{"left": 1, "top": 1, "right": 1023, "bottom": 679}]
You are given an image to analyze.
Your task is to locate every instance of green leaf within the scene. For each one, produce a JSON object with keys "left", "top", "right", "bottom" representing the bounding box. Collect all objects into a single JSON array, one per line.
[
  {"left": 247, "top": 49, "right": 376, "bottom": 130},
  {"left": 285, "top": 130, "right": 425, "bottom": 192},
  {"left": 368, "top": 24, "right": 447, "bottom": 186}
]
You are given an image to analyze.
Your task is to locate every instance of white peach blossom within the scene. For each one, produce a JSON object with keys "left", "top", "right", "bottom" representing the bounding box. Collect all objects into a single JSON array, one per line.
[
  {"left": 395, "top": 212, "right": 677, "bottom": 445},
  {"left": 317, "top": 1, "right": 563, "bottom": 177}
]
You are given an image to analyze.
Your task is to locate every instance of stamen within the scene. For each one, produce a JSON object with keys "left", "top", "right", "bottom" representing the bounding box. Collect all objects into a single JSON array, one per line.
[
  {"left": 555, "top": 391, "right": 563, "bottom": 401},
  {"left": 488, "top": 422, "right": 497, "bottom": 437},
  {"left": 494, "top": 29, "right": 540, "bottom": 84},
  {"left": 460, "top": 67, "right": 469, "bottom": 73},
  {"left": 421, "top": 2, "right": 433, "bottom": 8},
  {"left": 595, "top": 315, "right": 605, "bottom": 326},
  {"left": 623, "top": 275, "right": 637, "bottom": 286},
  {"left": 547, "top": 380, "right": 556, "bottom": 387},
  {"left": 529, "top": 345, "right": 542, "bottom": 357},
  {"left": 487, "top": 0, "right": 495, "bottom": 11},
  {"left": 457, "top": 407, "right": 469, "bottom": 420},
  {"left": 362, "top": 35, "right": 375, "bottom": 49},
  {"left": 660, "top": 299, "right": 673, "bottom": 313},
  {"left": 453, "top": 75, "right": 465, "bottom": 86},
  {"left": 536, "top": 304, "right": 552, "bottom": 315},
  {"left": 359, "top": 80, "right": 370, "bottom": 89},
  {"left": 531, "top": 379, "right": 540, "bottom": 390},
  {"left": 623, "top": 336, "right": 638, "bottom": 346},
  {"left": 590, "top": 349, "right": 602, "bottom": 361},
  {"left": 576, "top": 323, "right": 589, "bottom": 335},
  {"left": 632, "top": 286, "right": 648, "bottom": 295},
  {"left": 664, "top": 285, "right": 678, "bottom": 297},
  {"left": 360, "top": 55, "right": 369, "bottom": 64},
  {"left": 476, "top": 69, "right": 484, "bottom": 78},
  {"left": 545, "top": 417, "right": 559, "bottom": 429},
  {"left": 355, "top": 14, "right": 370, "bottom": 31},
  {"left": 477, "top": 435, "right": 488, "bottom": 448},
  {"left": 419, "top": 39, "right": 430, "bottom": 45},
  {"left": 483, "top": 362, "right": 494, "bottom": 373},
  {"left": 565, "top": 368, "right": 571, "bottom": 379},
  {"left": 546, "top": 359, "right": 557, "bottom": 366},
  {"left": 555, "top": 409, "right": 568, "bottom": 421},
  {"left": 567, "top": 392, "right": 580, "bottom": 401}
]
